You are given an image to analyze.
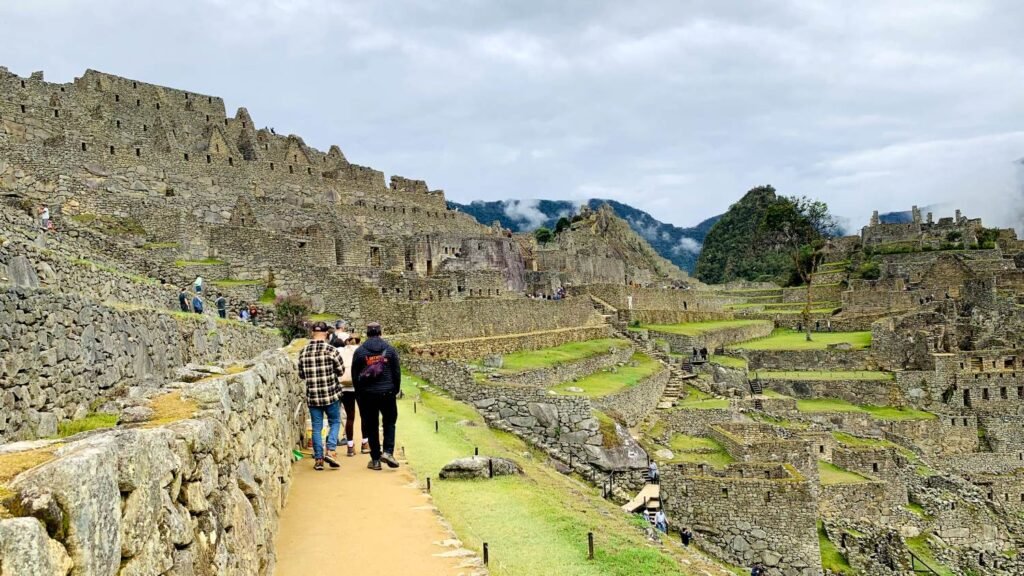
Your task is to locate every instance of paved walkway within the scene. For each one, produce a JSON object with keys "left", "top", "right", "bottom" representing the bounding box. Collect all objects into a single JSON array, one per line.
[{"left": 273, "top": 417, "right": 476, "bottom": 576}]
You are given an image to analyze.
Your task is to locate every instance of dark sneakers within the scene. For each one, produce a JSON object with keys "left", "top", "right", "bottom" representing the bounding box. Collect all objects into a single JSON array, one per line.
[
  {"left": 380, "top": 452, "right": 400, "bottom": 469},
  {"left": 324, "top": 451, "right": 341, "bottom": 468},
  {"left": 367, "top": 460, "right": 382, "bottom": 471},
  {"left": 314, "top": 459, "right": 324, "bottom": 471}
]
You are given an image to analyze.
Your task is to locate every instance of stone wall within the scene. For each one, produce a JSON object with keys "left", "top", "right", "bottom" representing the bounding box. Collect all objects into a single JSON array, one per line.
[
  {"left": 412, "top": 326, "right": 611, "bottom": 359},
  {"left": 0, "top": 286, "right": 279, "bottom": 441},
  {"left": 741, "top": 349, "right": 875, "bottom": 371},
  {"left": 657, "top": 408, "right": 737, "bottom": 436},
  {"left": 650, "top": 321, "right": 773, "bottom": 354},
  {"left": 760, "top": 376, "right": 899, "bottom": 406},
  {"left": 818, "top": 481, "right": 897, "bottom": 524},
  {"left": 0, "top": 349, "right": 304, "bottom": 575},
  {"left": 660, "top": 464, "right": 822, "bottom": 575},
  {"left": 593, "top": 366, "right": 669, "bottom": 427},
  {"left": 485, "top": 344, "right": 634, "bottom": 388}
]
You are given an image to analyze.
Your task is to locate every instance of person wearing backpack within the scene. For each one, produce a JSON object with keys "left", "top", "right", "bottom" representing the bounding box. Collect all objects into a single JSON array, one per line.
[
  {"left": 191, "top": 293, "right": 204, "bottom": 315},
  {"left": 351, "top": 322, "right": 401, "bottom": 471},
  {"left": 215, "top": 293, "right": 228, "bottom": 319}
]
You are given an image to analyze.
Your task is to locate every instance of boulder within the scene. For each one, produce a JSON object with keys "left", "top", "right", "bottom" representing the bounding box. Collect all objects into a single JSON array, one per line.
[
  {"left": 8, "top": 256, "right": 38, "bottom": 288},
  {"left": 482, "top": 355, "right": 504, "bottom": 368},
  {"left": 439, "top": 456, "right": 523, "bottom": 480},
  {"left": 0, "top": 517, "right": 72, "bottom": 575},
  {"left": 527, "top": 402, "right": 559, "bottom": 428}
]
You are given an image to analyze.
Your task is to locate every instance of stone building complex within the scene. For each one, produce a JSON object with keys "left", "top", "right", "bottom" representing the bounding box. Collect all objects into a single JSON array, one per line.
[{"left": 3, "top": 66, "right": 1024, "bottom": 576}]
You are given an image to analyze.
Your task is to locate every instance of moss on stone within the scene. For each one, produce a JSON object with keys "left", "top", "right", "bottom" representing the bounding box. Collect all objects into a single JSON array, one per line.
[
  {"left": 146, "top": 391, "right": 199, "bottom": 427},
  {"left": 55, "top": 413, "right": 118, "bottom": 437}
]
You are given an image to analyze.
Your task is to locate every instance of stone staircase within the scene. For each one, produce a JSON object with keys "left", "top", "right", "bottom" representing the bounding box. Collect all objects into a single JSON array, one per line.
[{"left": 749, "top": 378, "right": 764, "bottom": 410}]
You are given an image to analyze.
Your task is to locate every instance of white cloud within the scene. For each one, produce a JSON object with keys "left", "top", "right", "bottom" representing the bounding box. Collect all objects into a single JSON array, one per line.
[
  {"left": 673, "top": 237, "right": 702, "bottom": 255},
  {"left": 503, "top": 199, "right": 549, "bottom": 230}
]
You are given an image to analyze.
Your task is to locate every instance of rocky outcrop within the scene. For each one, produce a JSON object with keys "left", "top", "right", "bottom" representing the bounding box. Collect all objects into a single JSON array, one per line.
[
  {"left": 0, "top": 350, "right": 303, "bottom": 575},
  {"left": 439, "top": 456, "right": 523, "bottom": 480}
]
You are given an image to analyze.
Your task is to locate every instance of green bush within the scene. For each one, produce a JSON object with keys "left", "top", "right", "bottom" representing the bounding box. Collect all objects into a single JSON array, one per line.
[
  {"left": 857, "top": 261, "right": 881, "bottom": 280},
  {"left": 533, "top": 227, "right": 554, "bottom": 245},
  {"left": 275, "top": 294, "right": 312, "bottom": 344}
]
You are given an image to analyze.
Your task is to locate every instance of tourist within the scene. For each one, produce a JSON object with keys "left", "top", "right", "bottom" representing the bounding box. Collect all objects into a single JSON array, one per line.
[
  {"left": 340, "top": 336, "right": 368, "bottom": 456},
  {"left": 329, "top": 320, "right": 349, "bottom": 349},
  {"left": 193, "top": 275, "right": 203, "bottom": 294},
  {"left": 352, "top": 322, "right": 401, "bottom": 471},
  {"left": 248, "top": 304, "right": 259, "bottom": 326},
  {"left": 654, "top": 509, "right": 668, "bottom": 533},
  {"left": 215, "top": 293, "right": 227, "bottom": 319},
  {"left": 38, "top": 205, "right": 50, "bottom": 231},
  {"left": 815, "top": 320, "right": 820, "bottom": 332},
  {"left": 700, "top": 347, "right": 708, "bottom": 361},
  {"left": 297, "top": 321, "right": 345, "bottom": 471},
  {"left": 191, "top": 293, "right": 204, "bottom": 315},
  {"left": 648, "top": 460, "right": 659, "bottom": 484},
  {"left": 680, "top": 526, "right": 693, "bottom": 546},
  {"left": 750, "top": 564, "right": 766, "bottom": 576},
  {"left": 238, "top": 307, "right": 249, "bottom": 322},
  {"left": 179, "top": 287, "right": 191, "bottom": 312}
]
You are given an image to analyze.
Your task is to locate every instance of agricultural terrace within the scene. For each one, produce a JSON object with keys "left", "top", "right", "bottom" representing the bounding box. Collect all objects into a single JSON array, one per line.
[
  {"left": 755, "top": 370, "right": 893, "bottom": 381},
  {"left": 550, "top": 353, "right": 662, "bottom": 398},
  {"left": 631, "top": 319, "right": 770, "bottom": 336},
  {"left": 818, "top": 461, "right": 873, "bottom": 485},
  {"left": 479, "top": 339, "right": 630, "bottom": 374},
  {"left": 730, "top": 329, "right": 872, "bottom": 351}
]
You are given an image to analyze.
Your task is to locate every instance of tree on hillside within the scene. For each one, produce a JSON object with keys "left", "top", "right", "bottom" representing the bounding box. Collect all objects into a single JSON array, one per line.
[
  {"left": 534, "top": 227, "right": 554, "bottom": 245},
  {"left": 554, "top": 216, "right": 571, "bottom": 235},
  {"left": 764, "top": 195, "right": 838, "bottom": 341}
]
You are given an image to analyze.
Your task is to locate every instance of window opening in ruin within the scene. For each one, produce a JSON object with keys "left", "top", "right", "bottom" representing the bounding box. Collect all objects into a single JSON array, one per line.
[
  {"left": 289, "top": 165, "right": 294, "bottom": 174},
  {"left": 270, "top": 163, "right": 274, "bottom": 170},
  {"left": 960, "top": 362, "right": 965, "bottom": 369},
  {"left": 983, "top": 388, "right": 990, "bottom": 400},
  {"left": 964, "top": 389, "right": 972, "bottom": 407},
  {"left": 766, "top": 492, "right": 772, "bottom": 503},
  {"left": 458, "top": 286, "right": 465, "bottom": 293},
  {"left": 242, "top": 121, "right": 246, "bottom": 128},
  {"left": 60, "top": 87, "right": 65, "bottom": 92},
  {"left": 206, "top": 155, "right": 211, "bottom": 164},
  {"left": 115, "top": 94, "right": 120, "bottom": 102},
  {"left": 208, "top": 96, "right": 212, "bottom": 103},
  {"left": 109, "top": 145, "right": 114, "bottom": 155},
  {"left": 1006, "top": 358, "right": 1016, "bottom": 369},
  {"left": 819, "top": 445, "right": 825, "bottom": 453},
  {"left": 294, "top": 154, "right": 298, "bottom": 161},
  {"left": 370, "top": 247, "right": 381, "bottom": 267},
  {"left": 240, "top": 218, "right": 245, "bottom": 226},
  {"left": 20, "top": 104, "right": 25, "bottom": 113},
  {"left": 184, "top": 153, "right": 189, "bottom": 161},
  {"left": 224, "top": 119, "right": 228, "bottom": 125},
  {"left": 721, "top": 487, "right": 728, "bottom": 496},
  {"left": 264, "top": 144, "right": 269, "bottom": 150},
  {"left": 156, "top": 102, "right": 160, "bottom": 110},
  {"left": 53, "top": 109, "right": 59, "bottom": 118},
  {"left": 1001, "top": 387, "right": 1008, "bottom": 399},
  {"left": 132, "top": 81, "right": 137, "bottom": 89},
  {"left": 426, "top": 260, "right": 433, "bottom": 275},
  {"left": 297, "top": 241, "right": 306, "bottom": 249},
  {"left": 963, "top": 418, "right": 968, "bottom": 426},
  {"left": 206, "top": 114, "right": 210, "bottom": 122},
  {"left": 184, "top": 93, "right": 189, "bottom": 100},
  {"left": 307, "top": 167, "right": 312, "bottom": 175},
  {"left": 136, "top": 99, "right": 140, "bottom": 106},
  {"left": 228, "top": 157, "right": 234, "bottom": 166},
  {"left": 20, "top": 80, "right": 25, "bottom": 88},
  {"left": 335, "top": 242, "right": 344, "bottom": 265},
  {"left": 143, "top": 125, "right": 147, "bottom": 132},
  {"left": 116, "top": 120, "right": 120, "bottom": 128},
  {"left": 872, "top": 463, "right": 879, "bottom": 473},
  {"left": 81, "top": 142, "right": 87, "bottom": 151},
  {"left": 135, "top": 148, "right": 141, "bottom": 157}
]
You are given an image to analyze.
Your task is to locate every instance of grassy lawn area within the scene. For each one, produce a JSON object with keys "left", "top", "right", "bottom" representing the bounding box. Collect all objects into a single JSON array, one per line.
[
  {"left": 710, "top": 355, "right": 747, "bottom": 370},
  {"left": 397, "top": 381, "right": 700, "bottom": 576},
  {"left": 818, "top": 523, "right": 854, "bottom": 575},
  {"left": 489, "top": 339, "right": 630, "bottom": 374},
  {"left": 676, "top": 385, "right": 729, "bottom": 410},
  {"left": 550, "top": 353, "right": 662, "bottom": 398},
  {"left": 640, "top": 320, "right": 771, "bottom": 337},
  {"left": 818, "top": 461, "right": 872, "bottom": 485},
  {"left": 308, "top": 313, "right": 341, "bottom": 322},
  {"left": 729, "top": 329, "right": 871, "bottom": 351},
  {"left": 757, "top": 370, "right": 893, "bottom": 381},
  {"left": 797, "top": 399, "right": 935, "bottom": 421},
  {"left": 173, "top": 258, "right": 225, "bottom": 266},
  {"left": 667, "top": 434, "right": 734, "bottom": 469},
  {"left": 904, "top": 535, "right": 956, "bottom": 576},
  {"left": 211, "top": 278, "right": 264, "bottom": 287}
]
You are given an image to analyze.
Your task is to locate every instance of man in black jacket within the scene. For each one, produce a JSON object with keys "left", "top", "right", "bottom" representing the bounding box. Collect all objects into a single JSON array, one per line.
[{"left": 351, "top": 322, "right": 401, "bottom": 470}]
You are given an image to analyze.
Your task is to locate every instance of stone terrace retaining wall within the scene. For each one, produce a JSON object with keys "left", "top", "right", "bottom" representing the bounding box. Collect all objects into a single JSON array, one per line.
[
  {"left": 760, "top": 376, "right": 899, "bottom": 406},
  {"left": 412, "top": 325, "right": 611, "bottom": 359},
  {"left": 651, "top": 321, "right": 773, "bottom": 354},
  {"left": 741, "top": 349, "right": 875, "bottom": 371},
  {"left": 618, "top": 309, "right": 730, "bottom": 325},
  {"left": 818, "top": 481, "right": 897, "bottom": 524},
  {"left": 658, "top": 408, "right": 738, "bottom": 437},
  {"left": 487, "top": 343, "right": 634, "bottom": 388},
  {"left": 593, "top": 366, "right": 669, "bottom": 427},
  {"left": 0, "top": 350, "right": 304, "bottom": 575},
  {"left": 0, "top": 287, "right": 280, "bottom": 442}
]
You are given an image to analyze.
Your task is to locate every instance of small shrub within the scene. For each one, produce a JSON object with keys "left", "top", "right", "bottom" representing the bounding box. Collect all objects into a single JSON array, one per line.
[
  {"left": 259, "top": 287, "right": 276, "bottom": 303},
  {"left": 857, "top": 261, "right": 881, "bottom": 280},
  {"left": 534, "top": 227, "right": 554, "bottom": 245},
  {"left": 392, "top": 340, "right": 411, "bottom": 354},
  {"left": 276, "top": 294, "right": 312, "bottom": 344}
]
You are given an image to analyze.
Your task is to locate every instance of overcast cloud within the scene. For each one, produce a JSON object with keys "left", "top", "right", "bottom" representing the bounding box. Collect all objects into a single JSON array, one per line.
[{"left": 2, "top": 0, "right": 1024, "bottom": 231}]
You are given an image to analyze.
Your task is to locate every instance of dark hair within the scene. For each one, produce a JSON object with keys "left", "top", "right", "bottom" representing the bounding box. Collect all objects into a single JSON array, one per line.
[{"left": 366, "top": 322, "right": 382, "bottom": 337}]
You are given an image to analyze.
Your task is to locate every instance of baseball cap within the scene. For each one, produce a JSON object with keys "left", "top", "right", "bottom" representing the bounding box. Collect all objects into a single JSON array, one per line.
[{"left": 310, "top": 321, "right": 331, "bottom": 333}]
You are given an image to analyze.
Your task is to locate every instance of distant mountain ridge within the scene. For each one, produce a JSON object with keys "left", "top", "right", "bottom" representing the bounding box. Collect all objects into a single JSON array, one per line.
[{"left": 447, "top": 198, "right": 719, "bottom": 273}]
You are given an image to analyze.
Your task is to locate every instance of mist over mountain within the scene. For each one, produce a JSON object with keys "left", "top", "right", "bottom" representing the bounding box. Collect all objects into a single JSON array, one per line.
[{"left": 447, "top": 199, "right": 719, "bottom": 273}]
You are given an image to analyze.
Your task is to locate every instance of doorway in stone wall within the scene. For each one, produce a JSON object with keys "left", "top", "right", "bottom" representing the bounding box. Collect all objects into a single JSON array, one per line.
[
  {"left": 335, "top": 242, "right": 344, "bottom": 265},
  {"left": 426, "top": 260, "right": 433, "bottom": 275},
  {"left": 964, "top": 389, "right": 972, "bottom": 408}
]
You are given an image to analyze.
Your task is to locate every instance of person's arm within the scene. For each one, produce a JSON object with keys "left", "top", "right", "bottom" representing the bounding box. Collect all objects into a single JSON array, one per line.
[
  {"left": 331, "top": 348, "right": 345, "bottom": 384},
  {"left": 351, "top": 350, "right": 366, "bottom": 387},
  {"left": 390, "top": 347, "right": 401, "bottom": 395},
  {"left": 297, "top": 351, "right": 307, "bottom": 380}
]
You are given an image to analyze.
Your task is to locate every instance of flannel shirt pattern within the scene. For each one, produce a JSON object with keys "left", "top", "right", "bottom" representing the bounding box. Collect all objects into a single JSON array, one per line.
[{"left": 297, "top": 340, "right": 344, "bottom": 407}]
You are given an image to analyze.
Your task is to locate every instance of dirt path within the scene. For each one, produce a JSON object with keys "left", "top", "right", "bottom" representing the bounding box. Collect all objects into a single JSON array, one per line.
[{"left": 273, "top": 415, "right": 477, "bottom": 576}]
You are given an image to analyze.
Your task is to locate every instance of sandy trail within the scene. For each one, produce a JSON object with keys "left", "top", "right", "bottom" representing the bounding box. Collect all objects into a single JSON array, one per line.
[{"left": 273, "top": 413, "right": 469, "bottom": 576}]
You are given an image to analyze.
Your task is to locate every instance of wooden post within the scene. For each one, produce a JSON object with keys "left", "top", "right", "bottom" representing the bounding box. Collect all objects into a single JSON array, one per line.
[
  {"left": 483, "top": 543, "right": 489, "bottom": 566},
  {"left": 489, "top": 458, "right": 494, "bottom": 478},
  {"left": 587, "top": 532, "right": 594, "bottom": 560},
  {"left": 435, "top": 420, "right": 439, "bottom": 433},
  {"left": 475, "top": 447, "right": 479, "bottom": 456},
  {"left": 413, "top": 402, "right": 417, "bottom": 413},
  {"left": 426, "top": 477, "right": 431, "bottom": 492}
]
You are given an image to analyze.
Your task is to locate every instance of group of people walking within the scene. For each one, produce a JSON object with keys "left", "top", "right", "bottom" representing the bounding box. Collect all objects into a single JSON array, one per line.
[
  {"left": 178, "top": 276, "right": 259, "bottom": 324},
  {"left": 298, "top": 320, "right": 401, "bottom": 471}
]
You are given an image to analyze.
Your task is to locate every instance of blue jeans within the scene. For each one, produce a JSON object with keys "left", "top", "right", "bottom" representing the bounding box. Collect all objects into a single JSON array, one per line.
[{"left": 309, "top": 401, "right": 342, "bottom": 460}]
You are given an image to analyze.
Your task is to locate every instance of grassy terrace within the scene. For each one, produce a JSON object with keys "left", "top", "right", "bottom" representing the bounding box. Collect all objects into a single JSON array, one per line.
[
  {"left": 796, "top": 398, "right": 935, "bottom": 421},
  {"left": 818, "top": 523, "right": 854, "bottom": 575},
  {"left": 631, "top": 319, "right": 770, "bottom": 336},
  {"left": 211, "top": 278, "right": 264, "bottom": 287},
  {"left": 667, "top": 434, "right": 734, "bottom": 468},
  {"left": 729, "top": 329, "right": 871, "bottom": 351},
  {"left": 904, "top": 535, "right": 956, "bottom": 576},
  {"left": 676, "top": 385, "right": 729, "bottom": 410},
  {"left": 710, "top": 355, "right": 748, "bottom": 370},
  {"left": 550, "top": 352, "right": 661, "bottom": 398},
  {"left": 174, "top": 258, "right": 226, "bottom": 266},
  {"left": 818, "top": 460, "right": 872, "bottom": 485},
  {"left": 756, "top": 370, "right": 893, "bottom": 381},
  {"left": 398, "top": 379, "right": 709, "bottom": 576},
  {"left": 484, "top": 339, "right": 630, "bottom": 374}
]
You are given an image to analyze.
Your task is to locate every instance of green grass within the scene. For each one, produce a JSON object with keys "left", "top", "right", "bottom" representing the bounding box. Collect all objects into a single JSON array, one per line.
[
  {"left": 397, "top": 387, "right": 693, "bottom": 576},
  {"left": 70, "top": 213, "right": 146, "bottom": 235},
  {"left": 664, "top": 434, "right": 734, "bottom": 468},
  {"left": 730, "top": 329, "right": 872, "bottom": 351},
  {"left": 797, "top": 399, "right": 935, "bottom": 421},
  {"left": 259, "top": 287, "right": 277, "bottom": 303},
  {"left": 904, "top": 535, "right": 956, "bottom": 576},
  {"left": 141, "top": 241, "right": 179, "bottom": 250},
  {"left": 55, "top": 413, "right": 118, "bottom": 437},
  {"left": 710, "top": 355, "right": 747, "bottom": 370},
  {"left": 639, "top": 320, "right": 771, "bottom": 336},
  {"left": 818, "top": 460, "right": 872, "bottom": 485},
  {"left": 211, "top": 278, "right": 263, "bottom": 287},
  {"left": 550, "top": 353, "right": 662, "bottom": 398},
  {"left": 757, "top": 370, "right": 893, "bottom": 381},
  {"left": 905, "top": 502, "right": 932, "bottom": 520},
  {"left": 676, "top": 385, "right": 729, "bottom": 409},
  {"left": 818, "top": 522, "right": 854, "bottom": 575},
  {"left": 174, "top": 258, "right": 226, "bottom": 266},
  {"left": 489, "top": 339, "right": 630, "bottom": 374},
  {"left": 72, "top": 258, "right": 158, "bottom": 285},
  {"left": 749, "top": 413, "right": 808, "bottom": 430}
]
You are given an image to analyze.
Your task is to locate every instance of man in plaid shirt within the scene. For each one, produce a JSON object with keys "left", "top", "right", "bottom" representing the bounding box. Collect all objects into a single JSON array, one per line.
[{"left": 298, "top": 321, "right": 345, "bottom": 471}]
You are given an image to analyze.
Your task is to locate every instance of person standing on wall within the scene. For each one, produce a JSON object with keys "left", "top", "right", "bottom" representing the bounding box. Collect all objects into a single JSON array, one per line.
[
  {"left": 193, "top": 275, "right": 203, "bottom": 294},
  {"left": 215, "top": 293, "right": 228, "bottom": 319},
  {"left": 179, "top": 287, "right": 191, "bottom": 313},
  {"left": 297, "top": 321, "right": 345, "bottom": 471},
  {"left": 38, "top": 205, "right": 50, "bottom": 231},
  {"left": 248, "top": 303, "right": 259, "bottom": 326},
  {"left": 339, "top": 335, "right": 368, "bottom": 456},
  {"left": 352, "top": 322, "right": 401, "bottom": 471},
  {"left": 191, "top": 292, "right": 204, "bottom": 315}
]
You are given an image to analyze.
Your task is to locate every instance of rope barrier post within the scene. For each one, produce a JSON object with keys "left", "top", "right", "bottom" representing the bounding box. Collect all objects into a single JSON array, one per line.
[
  {"left": 483, "top": 543, "right": 489, "bottom": 566},
  {"left": 475, "top": 447, "right": 479, "bottom": 456},
  {"left": 435, "top": 420, "right": 439, "bottom": 433},
  {"left": 413, "top": 401, "right": 417, "bottom": 414},
  {"left": 587, "top": 532, "right": 594, "bottom": 560},
  {"left": 489, "top": 458, "right": 494, "bottom": 479},
  {"left": 426, "top": 477, "right": 431, "bottom": 492}
]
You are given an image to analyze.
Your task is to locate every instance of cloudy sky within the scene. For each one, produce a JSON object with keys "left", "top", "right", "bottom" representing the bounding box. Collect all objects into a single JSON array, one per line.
[{"left": 3, "top": 0, "right": 1024, "bottom": 231}]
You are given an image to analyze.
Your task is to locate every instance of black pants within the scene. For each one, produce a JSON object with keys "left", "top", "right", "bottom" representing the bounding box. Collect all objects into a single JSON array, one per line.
[
  {"left": 357, "top": 391, "right": 398, "bottom": 460},
  {"left": 341, "top": 391, "right": 358, "bottom": 442}
]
